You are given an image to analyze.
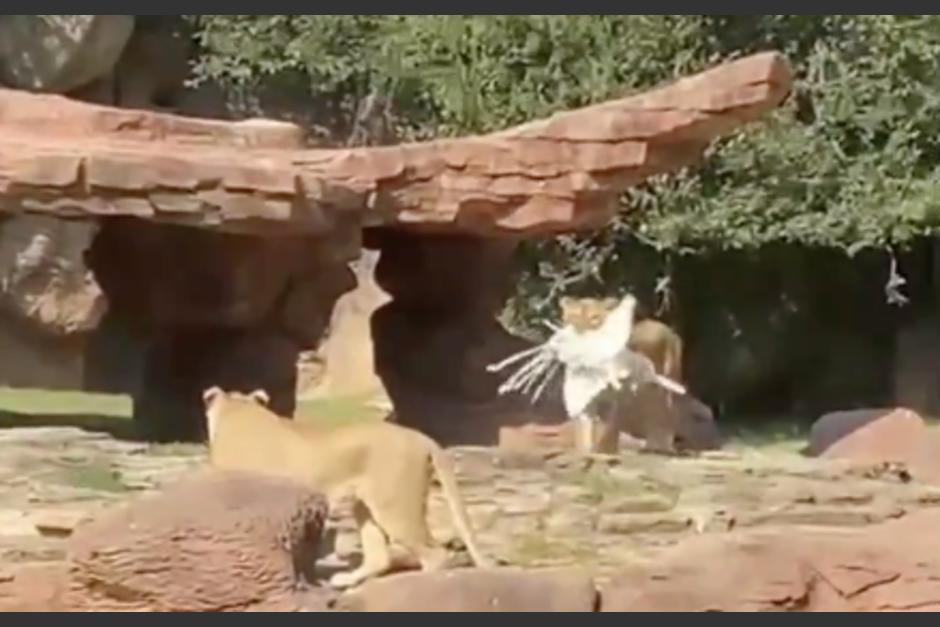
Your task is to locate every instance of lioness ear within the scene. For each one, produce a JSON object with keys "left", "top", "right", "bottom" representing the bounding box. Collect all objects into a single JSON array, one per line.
[
  {"left": 202, "top": 386, "right": 223, "bottom": 406},
  {"left": 248, "top": 389, "right": 270, "bottom": 406},
  {"left": 559, "top": 296, "right": 575, "bottom": 311}
]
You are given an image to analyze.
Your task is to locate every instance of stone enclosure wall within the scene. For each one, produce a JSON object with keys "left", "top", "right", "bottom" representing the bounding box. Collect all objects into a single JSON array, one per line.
[{"left": 0, "top": 15, "right": 885, "bottom": 443}]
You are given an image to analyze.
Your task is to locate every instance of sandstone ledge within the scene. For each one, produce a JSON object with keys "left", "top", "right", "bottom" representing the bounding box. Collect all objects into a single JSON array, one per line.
[
  {"left": 0, "top": 52, "right": 791, "bottom": 237},
  {"left": 3, "top": 428, "right": 940, "bottom": 611},
  {"left": 7, "top": 513, "right": 940, "bottom": 612}
]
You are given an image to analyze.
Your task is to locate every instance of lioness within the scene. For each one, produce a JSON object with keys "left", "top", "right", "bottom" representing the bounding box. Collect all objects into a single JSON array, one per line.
[
  {"left": 202, "top": 387, "right": 493, "bottom": 589},
  {"left": 559, "top": 296, "right": 686, "bottom": 454}
]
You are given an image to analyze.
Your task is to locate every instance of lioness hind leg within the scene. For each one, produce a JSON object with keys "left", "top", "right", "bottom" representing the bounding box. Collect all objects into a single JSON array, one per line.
[
  {"left": 365, "top": 486, "right": 448, "bottom": 573},
  {"left": 329, "top": 501, "right": 393, "bottom": 589},
  {"left": 640, "top": 389, "right": 678, "bottom": 455}
]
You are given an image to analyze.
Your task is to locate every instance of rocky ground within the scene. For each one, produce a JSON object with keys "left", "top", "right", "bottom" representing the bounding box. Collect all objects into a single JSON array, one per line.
[{"left": 2, "top": 421, "right": 939, "bottom": 589}]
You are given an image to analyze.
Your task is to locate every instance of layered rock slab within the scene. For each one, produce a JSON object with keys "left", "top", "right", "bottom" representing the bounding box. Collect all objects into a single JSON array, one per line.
[
  {"left": 0, "top": 52, "right": 792, "bottom": 236},
  {"left": 601, "top": 509, "right": 940, "bottom": 612},
  {"left": 335, "top": 568, "right": 598, "bottom": 612}
]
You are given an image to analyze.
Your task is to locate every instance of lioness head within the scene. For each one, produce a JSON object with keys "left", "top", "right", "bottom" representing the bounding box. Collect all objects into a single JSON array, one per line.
[
  {"left": 559, "top": 296, "right": 621, "bottom": 332},
  {"left": 202, "top": 386, "right": 272, "bottom": 443},
  {"left": 202, "top": 386, "right": 270, "bottom": 408}
]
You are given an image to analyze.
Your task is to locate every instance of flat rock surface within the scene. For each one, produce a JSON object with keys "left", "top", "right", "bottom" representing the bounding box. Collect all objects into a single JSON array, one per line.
[{"left": 1, "top": 426, "right": 938, "bottom": 586}]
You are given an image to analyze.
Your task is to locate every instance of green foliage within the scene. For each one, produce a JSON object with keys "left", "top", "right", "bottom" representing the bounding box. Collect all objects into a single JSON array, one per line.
[
  {"left": 188, "top": 16, "right": 940, "bottom": 321},
  {"left": 621, "top": 16, "right": 940, "bottom": 254},
  {"left": 188, "top": 16, "right": 710, "bottom": 138}
]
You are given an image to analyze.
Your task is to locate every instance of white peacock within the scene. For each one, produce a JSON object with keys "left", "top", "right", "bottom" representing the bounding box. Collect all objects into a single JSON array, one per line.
[{"left": 487, "top": 294, "right": 686, "bottom": 426}]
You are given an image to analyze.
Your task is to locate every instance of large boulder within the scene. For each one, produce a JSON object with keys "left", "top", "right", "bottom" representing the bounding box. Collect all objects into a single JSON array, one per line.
[
  {"left": 86, "top": 219, "right": 349, "bottom": 330},
  {"left": 302, "top": 248, "right": 391, "bottom": 401},
  {"left": 85, "top": 218, "right": 358, "bottom": 441},
  {"left": 372, "top": 230, "right": 568, "bottom": 445},
  {"left": 0, "top": 214, "right": 105, "bottom": 336},
  {"left": 0, "top": 16, "right": 134, "bottom": 93},
  {"left": 601, "top": 509, "right": 940, "bottom": 611},
  {"left": 810, "top": 408, "right": 940, "bottom": 485},
  {"left": 0, "top": 214, "right": 106, "bottom": 388},
  {"left": 671, "top": 394, "right": 723, "bottom": 451},
  {"left": 806, "top": 408, "right": 899, "bottom": 456},
  {"left": 61, "top": 470, "right": 332, "bottom": 612}
]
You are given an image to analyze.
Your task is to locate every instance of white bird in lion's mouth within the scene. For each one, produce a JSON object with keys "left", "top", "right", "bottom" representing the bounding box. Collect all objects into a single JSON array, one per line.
[{"left": 487, "top": 294, "right": 686, "bottom": 420}]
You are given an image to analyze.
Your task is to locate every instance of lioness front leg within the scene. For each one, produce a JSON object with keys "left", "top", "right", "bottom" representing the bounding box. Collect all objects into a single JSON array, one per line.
[
  {"left": 574, "top": 412, "right": 620, "bottom": 457},
  {"left": 329, "top": 501, "right": 393, "bottom": 589},
  {"left": 573, "top": 414, "right": 598, "bottom": 454}
]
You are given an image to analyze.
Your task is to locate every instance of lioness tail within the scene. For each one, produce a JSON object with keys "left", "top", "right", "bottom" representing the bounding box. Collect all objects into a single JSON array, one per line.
[{"left": 429, "top": 447, "right": 494, "bottom": 568}]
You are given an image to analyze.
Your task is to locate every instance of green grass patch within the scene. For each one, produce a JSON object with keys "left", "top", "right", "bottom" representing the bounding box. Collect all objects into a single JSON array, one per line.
[
  {"left": 0, "top": 387, "right": 135, "bottom": 438},
  {"left": 511, "top": 532, "right": 596, "bottom": 566},
  {"left": 0, "top": 387, "right": 386, "bottom": 434},
  {"left": 147, "top": 442, "right": 206, "bottom": 457},
  {"left": 0, "top": 387, "right": 825, "bottom": 459},
  {"left": 720, "top": 415, "right": 810, "bottom": 453},
  {"left": 572, "top": 466, "right": 681, "bottom": 509},
  {"left": 295, "top": 394, "right": 387, "bottom": 428},
  {"left": 50, "top": 459, "right": 129, "bottom": 494},
  {"left": 0, "top": 387, "right": 132, "bottom": 417}
]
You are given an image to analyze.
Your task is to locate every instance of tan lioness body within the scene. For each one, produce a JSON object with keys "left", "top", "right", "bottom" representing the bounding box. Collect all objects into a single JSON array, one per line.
[
  {"left": 202, "top": 387, "right": 493, "bottom": 589},
  {"left": 559, "top": 297, "right": 685, "bottom": 454},
  {"left": 622, "top": 317, "right": 685, "bottom": 453}
]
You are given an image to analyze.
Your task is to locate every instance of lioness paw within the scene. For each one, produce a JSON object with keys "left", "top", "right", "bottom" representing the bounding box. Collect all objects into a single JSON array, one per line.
[{"left": 328, "top": 571, "right": 364, "bottom": 589}]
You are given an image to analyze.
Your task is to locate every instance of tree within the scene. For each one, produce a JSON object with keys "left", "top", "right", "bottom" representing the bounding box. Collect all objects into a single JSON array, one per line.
[{"left": 188, "top": 16, "right": 940, "bottom": 326}]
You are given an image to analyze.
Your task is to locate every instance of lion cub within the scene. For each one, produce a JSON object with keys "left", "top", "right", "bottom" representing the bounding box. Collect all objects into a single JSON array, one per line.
[
  {"left": 559, "top": 296, "right": 685, "bottom": 454},
  {"left": 202, "top": 387, "right": 493, "bottom": 589}
]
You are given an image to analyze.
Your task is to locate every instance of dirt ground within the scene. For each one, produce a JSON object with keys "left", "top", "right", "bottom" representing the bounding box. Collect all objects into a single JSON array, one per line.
[{"left": 1, "top": 388, "right": 939, "bottom": 585}]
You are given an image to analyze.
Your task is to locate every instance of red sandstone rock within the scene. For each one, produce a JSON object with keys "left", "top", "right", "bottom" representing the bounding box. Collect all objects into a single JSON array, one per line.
[
  {"left": 0, "top": 52, "right": 791, "bottom": 236},
  {"left": 813, "top": 408, "right": 940, "bottom": 484},
  {"left": 601, "top": 509, "right": 940, "bottom": 612},
  {"left": 7, "top": 502, "right": 940, "bottom": 612},
  {"left": 31, "top": 509, "right": 92, "bottom": 538},
  {"left": 0, "top": 563, "right": 67, "bottom": 612},
  {"left": 805, "top": 408, "right": 897, "bottom": 456},
  {"left": 335, "top": 568, "right": 598, "bottom": 612},
  {"left": 602, "top": 534, "right": 820, "bottom": 611},
  {"left": 60, "top": 469, "right": 331, "bottom": 612}
]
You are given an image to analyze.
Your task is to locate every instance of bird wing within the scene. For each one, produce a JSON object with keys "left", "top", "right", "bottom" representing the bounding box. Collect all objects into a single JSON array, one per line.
[{"left": 562, "top": 368, "right": 609, "bottom": 417}]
